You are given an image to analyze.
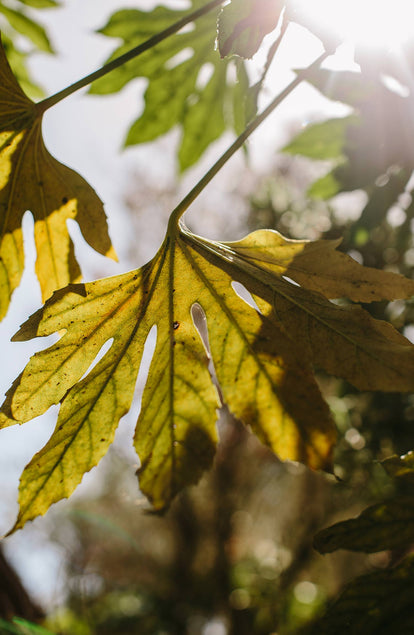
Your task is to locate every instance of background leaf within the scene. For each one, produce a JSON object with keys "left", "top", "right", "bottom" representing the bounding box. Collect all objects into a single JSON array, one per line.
[
  {"left": 1, "top": 33, "right": 44, "bottom": 99},
  {"left": 0, "top": 5, "right": 53, "bottom": 53},
  {"left": 286, "top": 67, "right": 414, "bottom": 200},
  {"left": 0, "top": 0, "right": 59, "bottom": 96},
  {"left": 283, "top": 116, "right": 355, "bottom": 161},
  {"left": 90, "top": 0, "right": 249, "bottom": 171},
  {"left": 15, "top": 0, "right": 58, "bottom": 7},
  {"left": 314, "top": 496, "right": 414, "bottom": 554},
  {"left": 217, "top": 0, "right": 283, "bottom": 59},
  {"left": 305, "top": 556, "right": 414, "bottom": 635}
]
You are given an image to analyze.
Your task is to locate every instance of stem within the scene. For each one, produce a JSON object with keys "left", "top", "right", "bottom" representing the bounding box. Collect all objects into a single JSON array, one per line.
[
  {"left": 169, "top": 49, "right": 329, "bottom": 230},
  {"left": 35, "top": 0, "right": 225, "bottom": 115}
]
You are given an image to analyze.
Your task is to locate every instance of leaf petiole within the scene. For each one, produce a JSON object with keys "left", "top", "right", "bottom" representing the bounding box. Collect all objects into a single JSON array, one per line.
[{"left": 35, "top": 0, "right": 225, "bottom": 115}]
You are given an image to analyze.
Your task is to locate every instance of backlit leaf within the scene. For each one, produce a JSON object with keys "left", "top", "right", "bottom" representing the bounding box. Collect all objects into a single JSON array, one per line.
[
  {"left": 0, "top": 5, "right": 53, "bottom": 53},
  {"left": 217, "top": 0, "right": 283, "bottom": 59},
  {"left": 225, "top": 229, "right": 414, "bottom": 302},
  {"left": 90, "top": 1, "right": 249, "bottom": 171},
  {"left": 4, "top": 223, "right": 414, "bottom": 531},
  {"left": 16, "top": 0, "right": 58, "bottom": 8},
  {"left": 1, "top": 33, "right": 44, "bottom": 99},
  {"left": 283, "top": 116, "right": 355, "bottom": 161},
  {"left": 308, "top": 171, "right": 341, "bottom": 200},
  {"left": 0, "top": 38, "right": 116, "bottom": 320},
  {"left": 289, "top": 67, "right": 414, "bottom": 200}
]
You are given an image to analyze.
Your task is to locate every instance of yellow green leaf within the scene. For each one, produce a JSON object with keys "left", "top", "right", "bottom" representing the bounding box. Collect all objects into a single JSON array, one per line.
[
  {"left": 225, "top": 229, "right": 414, "bottom": 302},
  {"left": 5, "top": 224, "right": 414, "bottom": 531},
  {"left": 178, "top": 235, "right": 335, "bottom": 469},
  {"left": 0, "top": 38, "right": 116, "bottom": 320}
]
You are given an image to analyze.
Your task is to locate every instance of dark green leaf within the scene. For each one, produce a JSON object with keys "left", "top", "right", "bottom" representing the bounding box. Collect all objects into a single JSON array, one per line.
[
  {"left": 305, "top": 556, "right": 414, "bottom": 635},
  {"left": 314, "top": 496, "right": 414, "bottom": 554},
  {"left": 382, "top": 451, "right": 414, "bottom": 481}
]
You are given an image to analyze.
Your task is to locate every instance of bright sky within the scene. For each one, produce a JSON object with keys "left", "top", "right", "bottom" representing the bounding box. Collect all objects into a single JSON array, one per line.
[{"left": 292, "top": 0, "right": 414, "bottom": 50}]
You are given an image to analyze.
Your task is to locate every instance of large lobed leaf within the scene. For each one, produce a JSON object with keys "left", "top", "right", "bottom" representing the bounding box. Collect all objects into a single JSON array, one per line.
[
  {"left": 89, "top": 0, "right": 250, "bottom": 171},
  {"left": 284, "top": 68, "right": 414, "bottom": 200},
  {"left": 0, "top": 38, "right": 116, "bottom": 320},
  {"left": 3, "top": 224, "right": 414, "bottom": 531}
]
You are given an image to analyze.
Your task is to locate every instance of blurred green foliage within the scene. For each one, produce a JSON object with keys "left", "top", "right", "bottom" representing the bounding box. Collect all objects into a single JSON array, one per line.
[
  {"left": 0, "top": 0, "right": 58, "bottom": 98},
  {"left": 89, "top": 0, "right": 249, "bottom": 171}
]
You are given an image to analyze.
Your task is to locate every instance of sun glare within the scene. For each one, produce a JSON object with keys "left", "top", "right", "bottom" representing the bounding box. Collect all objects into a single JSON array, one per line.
[{"left": 294, "top": 0, "right": 413, "bottom": 51}]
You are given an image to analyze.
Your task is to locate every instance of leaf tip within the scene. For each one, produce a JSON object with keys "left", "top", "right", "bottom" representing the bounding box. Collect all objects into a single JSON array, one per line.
[{"left": 106, "top": 244, "right": 118, "bottom": 262}]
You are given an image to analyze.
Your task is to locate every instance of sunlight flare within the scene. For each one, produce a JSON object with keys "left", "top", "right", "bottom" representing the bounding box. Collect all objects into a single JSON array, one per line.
[{"left": 294, "top": 0, "right": 413, "bottom": 50}]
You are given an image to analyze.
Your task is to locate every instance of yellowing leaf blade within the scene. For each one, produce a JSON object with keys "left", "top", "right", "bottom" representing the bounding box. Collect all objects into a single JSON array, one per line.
[
  {"left": 135, "top": 240, "right": 220, "bottom": 509},
  {"left": 266, "top": 281, "right": 414, "bottom": 392},
  {"left": 191, "top": 231, "right": 414, "bottom": 392},
  {"left": 7, "top": 270, "right": 148, "bottom": 422},
  {"left": 11, "top": 320, "right": 148, "bottom": 531},
  {"left": 225, "top": 229, "right": 414, "bottom": 302},
  {"left": 181, "top": 237, "right": 336, "bottom": 469},
  {"left": 0, "top": 39, "right": 116, "bottom": 319},
  {"left": 4, "top": 224, "right": 414, "bottom": 530}
]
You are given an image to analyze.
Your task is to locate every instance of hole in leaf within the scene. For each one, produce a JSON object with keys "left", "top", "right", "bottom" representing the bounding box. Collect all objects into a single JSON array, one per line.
[
  {"left": 403, "top": 325, "right": 414, "bottom": 343},
  {"left": 165, "top": 47, "right": 193, "bottom": 70},
  {"left": 281, "top": 275, "right": 300, "bottom": 287},
  {"left": 79, "top": 338, "right": 114, "bottom": 382},
  {"left": 177, "top": 20, "right": 195, "bottom": 34},
  {"left": 226, "top": 60, "right": 238, "bottom": 85},
  {"left": 120, "top": 325, "right": 157, "bottom": 457},
  {"left": 196, "top": 62, "right": 214, "bottom": 90},
  {"left": 191, "top": 303, "right": 210, "bottom": 356},
  {"left": 231, "top": 281, "right": 261, "bottom": 312},
  {"left": 174, "top": 0, "right": 192, "bottom": 12},
  {"left": 135, "top": 325, "right": 157, "bottom": 401},
  {"left": 191, "top": 304, "right": 220, "bottom": 395}
]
